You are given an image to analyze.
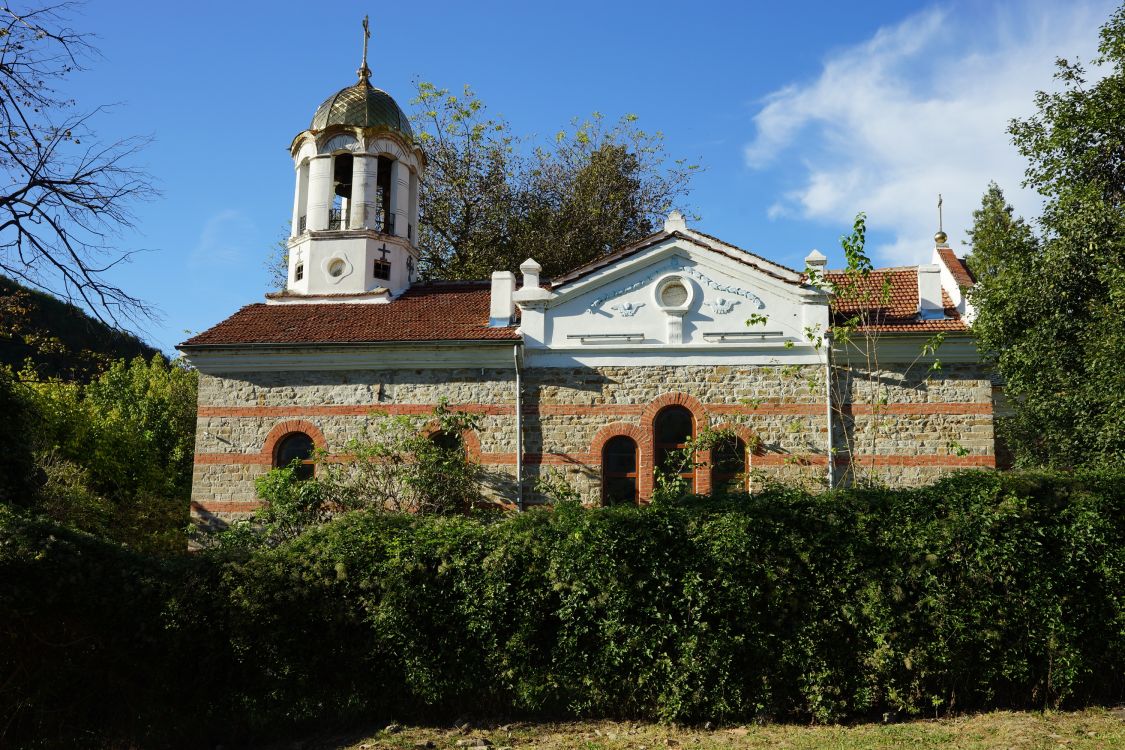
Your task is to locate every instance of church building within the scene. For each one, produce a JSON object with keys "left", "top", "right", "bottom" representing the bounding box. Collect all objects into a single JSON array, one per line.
[{"left": 180, "top": 36, "right": 995, "bottom": 524}]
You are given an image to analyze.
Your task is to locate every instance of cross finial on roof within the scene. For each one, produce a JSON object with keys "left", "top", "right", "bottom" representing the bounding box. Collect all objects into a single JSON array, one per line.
[
  {"left": 934, "top": 193, "right": 948, "bottom": 246},
  {"left": 357, "top": 16, "right": 372, "bottom": 84}
]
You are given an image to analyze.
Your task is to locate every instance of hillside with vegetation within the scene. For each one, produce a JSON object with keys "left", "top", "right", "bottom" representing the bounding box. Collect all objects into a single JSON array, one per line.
[{"left": 0, "top": 276, "right": 157, "bottom": 382}]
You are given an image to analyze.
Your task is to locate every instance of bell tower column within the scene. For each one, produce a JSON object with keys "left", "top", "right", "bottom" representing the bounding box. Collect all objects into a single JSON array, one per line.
[
  {"left": 307, "top": 155, "right": 333, "bottom": 231},
  {"left": 350, "top": 154, "right": 377, "bottom": 229},
  {"left": 391, "top": 159, "right": 410, "bottom": 239},
  {"left": 290, "top": 167, "right": 303, "bottom": 237},
  {"left": 408, "top": 170, "right": 419, "bottom": 245}
]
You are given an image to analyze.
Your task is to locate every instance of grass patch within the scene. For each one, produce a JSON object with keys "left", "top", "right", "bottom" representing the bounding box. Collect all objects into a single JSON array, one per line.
[{"left": 279, "top": 709, "right": 1125, "bottom": 750}]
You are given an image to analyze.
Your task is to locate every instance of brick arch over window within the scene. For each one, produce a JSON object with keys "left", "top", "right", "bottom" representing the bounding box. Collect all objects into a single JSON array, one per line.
[
  {"left": 639, "top": 392, "right": 710, "bottom": 428},
  {"left": 421, "top": 422, "right": 482, "bottom": 461},
  {"left": 642, "top": 393, "right": 712, "bottom": 495},
  {"left": 710, "top": 422, "right": 766, "bottom": 455},
  {"left": 589, "top": 422, "right": 651, "bottom": 501},
  {"left": 262, "top": 419, "right": 328, "bottom": 464}
]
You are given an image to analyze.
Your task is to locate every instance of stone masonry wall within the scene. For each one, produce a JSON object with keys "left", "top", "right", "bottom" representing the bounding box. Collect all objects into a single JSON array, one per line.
[{"left": 190, "top": 360, "right": 996, "bottom": 524}]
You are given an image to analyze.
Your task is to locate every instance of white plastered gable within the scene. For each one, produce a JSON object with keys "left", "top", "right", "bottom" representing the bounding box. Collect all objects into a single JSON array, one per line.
[{"left": 517, "top": 231, "right": 830, "bottom": 367}]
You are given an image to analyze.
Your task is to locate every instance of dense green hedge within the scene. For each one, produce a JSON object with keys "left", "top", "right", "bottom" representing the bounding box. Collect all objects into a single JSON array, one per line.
[{"left": 2, "top": 470, "right": 1123, "bottom": 747}]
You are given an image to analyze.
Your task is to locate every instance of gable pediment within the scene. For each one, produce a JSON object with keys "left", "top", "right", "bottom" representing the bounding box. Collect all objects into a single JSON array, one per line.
[{"left": 524, "top": 231, "right": 829, "bottom": 357}]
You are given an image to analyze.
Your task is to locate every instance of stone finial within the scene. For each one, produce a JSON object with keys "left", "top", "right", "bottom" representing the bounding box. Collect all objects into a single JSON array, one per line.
[
  {"left": 513, "top": 257, "right": 553, "bottom": 304},
  {"left": 804, "top": 249, "right": 828, "bottom": 269},
  {"left": 663, "top": 210, "right": 687, "bottom": 233},
  {"left": 519, "top": 258, "right": 542, "bottom": 289}
]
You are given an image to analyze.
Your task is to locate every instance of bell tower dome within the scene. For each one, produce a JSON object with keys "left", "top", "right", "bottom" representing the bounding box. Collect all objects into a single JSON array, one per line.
[{"left": 273, "top": 17, "right": 425, "bottom": 304}]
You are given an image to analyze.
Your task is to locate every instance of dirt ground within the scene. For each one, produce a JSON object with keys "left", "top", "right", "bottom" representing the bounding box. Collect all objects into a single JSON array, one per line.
[{"left": 277, "top": 708, "right": 1125, "bottom": 750}]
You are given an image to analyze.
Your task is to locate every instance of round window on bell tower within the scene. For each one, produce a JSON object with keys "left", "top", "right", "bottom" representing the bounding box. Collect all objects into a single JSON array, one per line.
[{"left": 328, "top": 259, "right": 346, "bottom": 277}]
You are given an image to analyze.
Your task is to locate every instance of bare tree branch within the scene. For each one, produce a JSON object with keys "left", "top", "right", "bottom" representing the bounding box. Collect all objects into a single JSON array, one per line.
[{"left": 0, "top": 2, "right": 158, "bottom": 328}]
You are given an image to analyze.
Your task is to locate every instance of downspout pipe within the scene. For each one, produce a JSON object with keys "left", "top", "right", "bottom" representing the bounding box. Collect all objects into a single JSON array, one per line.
[
  {"left": 513, "top": 344, "right": 524, "bottom": 511},
  {"left": 824, "top": 331, "right": 835, "bottom": 489}
]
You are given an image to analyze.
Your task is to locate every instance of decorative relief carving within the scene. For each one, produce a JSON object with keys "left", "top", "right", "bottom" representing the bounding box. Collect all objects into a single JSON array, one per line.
[
  {"left": 610, "top": 301, "right": 644, "bottom": 317},
  {"left": 675, "top": 263, "right": 764, "bottom": 309},
  {"left": 704, "top": 298, "right": 740, "bottom": 315},
  {"left": 588, "top": 258, "right": 764, "bottom": 312},
  {"left": 588, "top": 261, "right": 680, "bottom": 312}
]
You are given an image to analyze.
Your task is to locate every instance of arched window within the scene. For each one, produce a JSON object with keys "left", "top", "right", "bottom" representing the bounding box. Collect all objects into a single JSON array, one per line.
[
  {"left": 429, "top": 429, "right": 464, "bottom": 454},
  {"left": 602, "top": 435, "right": 638, "bottom": 505},
  {"left": 655, "top": 405, "right": 694, "bottom": 492},
  {"left": 712, "top": 435, "right": 748, "bottom": 492},
  {"left": 274, "top": 432, "right": 315, "bottom": 480}
]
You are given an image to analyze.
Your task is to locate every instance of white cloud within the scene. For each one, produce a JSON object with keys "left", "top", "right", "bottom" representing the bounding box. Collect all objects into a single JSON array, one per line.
[
  {"left": 191, "top": 209, "right": 258, "bottom": 267},
  {"left": 745, "top": 1, "right": 1113, "bottom": 264}
]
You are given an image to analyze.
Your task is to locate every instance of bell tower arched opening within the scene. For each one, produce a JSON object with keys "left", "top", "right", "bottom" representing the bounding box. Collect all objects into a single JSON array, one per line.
[
  {"left": 330, "top": 153, "right": 354, "bottom": 230},
  {"left": 376, "top": 155, "right": 393, "bottom": 234}
]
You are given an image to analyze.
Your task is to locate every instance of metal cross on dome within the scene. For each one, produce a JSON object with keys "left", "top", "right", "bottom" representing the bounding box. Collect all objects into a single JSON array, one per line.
[{"left": 357, "top": 16, "right": 372, "bottom": 83}]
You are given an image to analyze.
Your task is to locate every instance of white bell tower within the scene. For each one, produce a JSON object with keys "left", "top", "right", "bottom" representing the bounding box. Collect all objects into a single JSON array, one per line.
[{"left": 271, "top": 17, "right": 425, "bottom": 305}]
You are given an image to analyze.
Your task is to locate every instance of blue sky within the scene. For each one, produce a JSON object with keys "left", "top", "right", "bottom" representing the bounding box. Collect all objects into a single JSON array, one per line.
[{"left": 65, "top": 0, "right": 1113, "bottom": 351}]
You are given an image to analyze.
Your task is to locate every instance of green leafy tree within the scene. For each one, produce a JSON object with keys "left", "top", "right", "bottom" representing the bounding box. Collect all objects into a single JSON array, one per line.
[
  {"left": 22, "top": 355, "right": 197, "bottom": 551},
  {"left": 264, "top": 225, "right": 290, "bottom": 291},
  {"left": 969, "top": 5, "right": 1125, "bottom": 467},
  {"left": 513, "top": 113, "right": 700, "bottom": 277},
  {"left": 411, "top": 83, "right": 519, "bottom": 280},
  {"left": 410, "top": 83, "right": 700, "bottom": 280}
]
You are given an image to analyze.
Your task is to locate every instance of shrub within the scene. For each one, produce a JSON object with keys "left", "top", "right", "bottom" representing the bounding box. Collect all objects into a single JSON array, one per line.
[{"left": 1, "top": 469, "right": 1123, "bottom": 747}]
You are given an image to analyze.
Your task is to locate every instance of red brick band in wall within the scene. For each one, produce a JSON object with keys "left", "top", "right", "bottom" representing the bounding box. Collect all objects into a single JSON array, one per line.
[
  {"left": 194, "top": 450, "right": 995, "bottom": 469},
  {"left": 191, "top": 500, "right": 264, "bottom": 513},
  {"left": 197, "top": 404, "right": 513, "bottom": 418},
  {"left": 197, "top": 401, "right": 992, "bottom": 419}
]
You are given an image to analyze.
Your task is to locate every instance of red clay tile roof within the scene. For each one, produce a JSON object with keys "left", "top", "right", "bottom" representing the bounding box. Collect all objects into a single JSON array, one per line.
[
  {"left": 180, "top": 282, "right": 520, "bottom": 347},
  {"left": 936, "top": 247, "right": 975, "bottom": 288},
  {"left": 549, "top": 229, "right": 805, "bottom": 289},
  {"left": 824, "top": 268, "right": 968, "bottom": 333}
]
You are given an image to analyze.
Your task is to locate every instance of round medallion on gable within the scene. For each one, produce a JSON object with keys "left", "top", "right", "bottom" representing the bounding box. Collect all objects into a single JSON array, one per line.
[
  {"left": 661, "top": 281, "right": 688, "bottom": 307},
  {"left": 652, "top": 274, "right": 695, "bottom": 312}
]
